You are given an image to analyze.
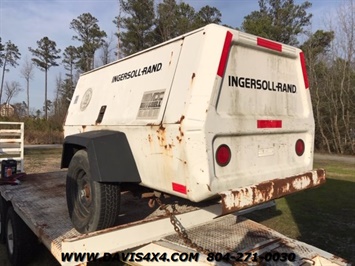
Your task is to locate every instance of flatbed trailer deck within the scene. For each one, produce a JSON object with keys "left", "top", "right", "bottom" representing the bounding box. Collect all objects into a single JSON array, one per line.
[{"left": 0, "top": 171, "right": 350, "bottom": 266}]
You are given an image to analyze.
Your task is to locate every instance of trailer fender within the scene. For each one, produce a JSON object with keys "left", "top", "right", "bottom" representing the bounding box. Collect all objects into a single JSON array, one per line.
[{"left": 61, "top": 130, "right": 141, "bottom": 182}]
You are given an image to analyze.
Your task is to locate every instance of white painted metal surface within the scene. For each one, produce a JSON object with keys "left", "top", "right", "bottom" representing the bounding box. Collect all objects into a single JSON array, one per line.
[
  {"left": 0, "top": 122, "right": 24, "bottom": 173},
  {"left": 64, "top": 24, "right": 320, "bottom": 205}
]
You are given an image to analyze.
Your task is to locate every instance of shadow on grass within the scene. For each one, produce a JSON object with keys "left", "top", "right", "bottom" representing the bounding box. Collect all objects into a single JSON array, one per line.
[{"left": 244, "top": 178, "right": 355, "bottom": 264}]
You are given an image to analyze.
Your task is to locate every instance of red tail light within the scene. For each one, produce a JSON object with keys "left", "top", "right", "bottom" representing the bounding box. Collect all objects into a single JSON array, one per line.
[
  {"left": 216, "top": 144, "right": 231, "bottom": 166},
  {"left": 295, "top": 139, "right": 305, "bottom": 156}
]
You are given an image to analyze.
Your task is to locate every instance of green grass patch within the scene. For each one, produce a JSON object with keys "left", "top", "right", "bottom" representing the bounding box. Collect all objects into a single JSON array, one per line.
[
  {"left": 315, "top": 161, "right": 354, "bottom": 181},
  {"left": 244, "top": 159, "right": 355, "bottom": 263}
]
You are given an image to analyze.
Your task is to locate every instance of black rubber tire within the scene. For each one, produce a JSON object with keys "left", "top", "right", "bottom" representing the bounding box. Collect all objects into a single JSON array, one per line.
[
  {"left": 0, "top": 196, "right": 8, "bottom": 244},
  {"left": 6, "top": 207, "right": 38, "bottom": 266},
  {"left": 66, "top": 149, "right": 121, "bottom": 234}
]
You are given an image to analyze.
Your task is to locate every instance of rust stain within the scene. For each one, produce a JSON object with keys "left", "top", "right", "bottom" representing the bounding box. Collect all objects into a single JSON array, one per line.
[
  {"left": 164, "top": 144, "right": 174, "bottom": 150},
  {"left": 147, "top": 122, "right": 160, "bottom": 127},
  {"left": 36, "top": 223, "right": 52, "bottom": 244},
  {"left": 220, "top": 169, "right": 326, "bottom": 215},
  {"left": 82, "top": 125, "right": 86, "bottom": 132},
  {"left": 175, "top": 115, "right": 185, "bottom": 124},
  {"left": 179, "top": 128, "right": 184, "bottom": 137},
  {"left": 176, "top": 158, "right": 187, "bottom": 164},
  {"left": 330, "top": 255, "right": 349, "bottom": 264},
  {"left": 176, "top": 120, "right": 185, "bottom": 143},
  {"left": 147, "top": 122, "right": 178, "bottom": 152},
  {"left": 169, "top": 51, "right": 173, "bottom": 66},
  {"left": 189, "top": 73, "right": 196, "bottom": 89},
  {"left": 154, "top": 123, "right": 167, "bottom": 147}
]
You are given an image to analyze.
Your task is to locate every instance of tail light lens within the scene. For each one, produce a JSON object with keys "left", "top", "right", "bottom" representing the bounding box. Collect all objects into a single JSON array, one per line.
[
  {"left": 216, "top": 144, "right": 231, "bottom": 166},
  {"left": 295, "top": 139, "right": 305, "bottom": 156}
]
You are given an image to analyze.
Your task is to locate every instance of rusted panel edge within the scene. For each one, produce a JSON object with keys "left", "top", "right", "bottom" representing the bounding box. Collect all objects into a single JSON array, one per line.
[{"left": 219, "top": 169, "right": 326, "bottom": 215}]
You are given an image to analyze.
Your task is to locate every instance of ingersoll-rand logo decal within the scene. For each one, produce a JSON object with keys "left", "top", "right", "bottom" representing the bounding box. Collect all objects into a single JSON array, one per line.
[
  {"left": 228, "top": 76, "right": 297, "bottom": 93},
  {"left": 112, "top": 63, "right": 163, "bottom": 83}
]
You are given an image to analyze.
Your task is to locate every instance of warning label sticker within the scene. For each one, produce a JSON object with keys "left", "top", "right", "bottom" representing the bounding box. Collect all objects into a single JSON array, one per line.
[{"left": 137, "top": 90, "right": 165, "bottom": 119}]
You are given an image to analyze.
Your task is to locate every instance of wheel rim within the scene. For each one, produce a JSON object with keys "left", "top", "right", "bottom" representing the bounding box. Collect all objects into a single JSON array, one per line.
[
  {"left": 75, "top": 169, "right": 92, "bottom": 219},
  {"left": 7, "top": 218, "right": 14, "bottom": 255}
]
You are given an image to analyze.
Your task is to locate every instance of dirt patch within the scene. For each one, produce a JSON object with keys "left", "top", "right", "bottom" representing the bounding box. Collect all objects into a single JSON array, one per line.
[{"left": 25, "top": 153, "right": 62, "bottom": 174}]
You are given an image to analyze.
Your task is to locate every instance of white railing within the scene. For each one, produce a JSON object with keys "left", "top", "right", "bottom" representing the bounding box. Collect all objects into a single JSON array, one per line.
[{"left": 0, "top": 122, "right": 24, "bottom": 173}]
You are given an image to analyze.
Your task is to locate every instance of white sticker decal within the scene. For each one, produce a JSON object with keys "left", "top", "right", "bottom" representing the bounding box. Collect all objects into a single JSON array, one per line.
[
  {"left": 137, "top": 90, "right": 165, "bottom": 119},
  {"left": 80, "top": 88, "right": 93, "bottom": 111}
]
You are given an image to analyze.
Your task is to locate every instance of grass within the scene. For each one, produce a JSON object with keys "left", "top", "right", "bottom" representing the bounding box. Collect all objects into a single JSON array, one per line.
[
  {"left": 24, "top": 148, "right": 63, "bottom": 174},
  {"left": 244, "top": 160, "right": 355, "bottom": 264}
]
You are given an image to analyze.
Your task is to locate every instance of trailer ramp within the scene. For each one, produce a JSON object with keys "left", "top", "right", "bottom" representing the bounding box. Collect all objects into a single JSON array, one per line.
[{"left": 134, "top": 215, "right": 349, "bottom": 265}]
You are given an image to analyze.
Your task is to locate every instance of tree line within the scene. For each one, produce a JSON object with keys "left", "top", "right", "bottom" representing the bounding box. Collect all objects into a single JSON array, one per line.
[{"left": 0, "top": 0, "right": 354, "bottom": 154}]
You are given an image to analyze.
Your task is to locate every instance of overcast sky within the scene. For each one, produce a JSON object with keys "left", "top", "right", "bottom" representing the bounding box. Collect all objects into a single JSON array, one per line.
[{"left": 0, "top": 0, "right": 340, "bottom": 112}]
